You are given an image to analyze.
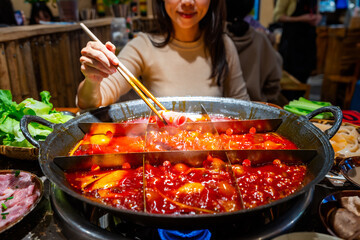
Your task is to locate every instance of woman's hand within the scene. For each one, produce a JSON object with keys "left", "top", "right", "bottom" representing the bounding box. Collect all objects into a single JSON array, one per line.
[
  {"left": 80, "top": 41, "right": 120, "bottom": 83},
  {"left": 299, "top": 13, "right": 322, "bottom": 26}
]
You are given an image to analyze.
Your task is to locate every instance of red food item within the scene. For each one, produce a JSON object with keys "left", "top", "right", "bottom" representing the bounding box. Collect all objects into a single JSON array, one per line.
[
  {"left": 145, "top": 128, "right": 222, "bottom": 151},
  {"left": 65, "top": 167, "right": 144, "bottom": 212},
  {"left": 232, "top": 160, "right": 306, "bottom": 209},
  {"left": 72, "top": 134, "right": 145, "bottom": 155},
  {"left": 156, "top": 110, "right": 188, "bottom": 127},
  {"left": 144, "top": 158, "right": 242, "bottom": 214},
  {"left": 0, "top": 172, "right": 41, "bottom": 229},
  {"left": 66, "top": 115, "right": 307, "bottom": 215},
  {"left": 219, "top": 132, "right": 298, "bottom": 150}
]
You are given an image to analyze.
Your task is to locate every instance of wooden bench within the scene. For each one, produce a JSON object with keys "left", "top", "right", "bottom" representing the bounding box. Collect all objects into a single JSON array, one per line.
[
  {"left": 280, "top": 70, "right": 310, "bottom": 100},
  {"left": 320, "top": 27, "right": 360, "bottom": 109}
]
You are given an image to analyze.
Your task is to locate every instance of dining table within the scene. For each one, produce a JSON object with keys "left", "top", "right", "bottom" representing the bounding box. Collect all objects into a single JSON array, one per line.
[{"left": 0, "top": 108, "right": 359, "bottom": 240}]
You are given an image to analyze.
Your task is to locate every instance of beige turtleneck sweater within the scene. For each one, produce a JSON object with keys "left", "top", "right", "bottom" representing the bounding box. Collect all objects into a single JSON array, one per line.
[{"left": 77, "top": 32, "right": 249, "bottom": 109}]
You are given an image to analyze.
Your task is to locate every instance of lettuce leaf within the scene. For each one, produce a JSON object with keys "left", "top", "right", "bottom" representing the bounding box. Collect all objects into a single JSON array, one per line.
[{"left": 0, "top": 90, "right": 74, "bottom": 148}]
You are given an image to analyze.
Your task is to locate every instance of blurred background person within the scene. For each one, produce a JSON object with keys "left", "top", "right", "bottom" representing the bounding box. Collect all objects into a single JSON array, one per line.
[
  {"left": 273, "top": 0, "right": 322, "bottom": 83},
  {"left": 226, "top": 0, "right": 285, "bottom": 105},
  {"left": 29, "top": 2, "right": 55, "bottom": 24},
  {"left": 0, "top": 0, "right": 18, "bottom": 27}
]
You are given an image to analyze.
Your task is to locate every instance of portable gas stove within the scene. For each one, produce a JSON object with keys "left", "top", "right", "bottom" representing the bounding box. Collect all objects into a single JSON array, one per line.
[{"left": 50, "top": 184, "right": 314, "bottom": 240}]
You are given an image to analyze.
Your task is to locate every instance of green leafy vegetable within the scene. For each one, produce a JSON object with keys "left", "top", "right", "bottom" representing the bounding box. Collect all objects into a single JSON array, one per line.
[
  {"left": 14, "top": 170, "right": 20, "bottom": 177},
  {"left": 283, "top": 97, "right": 334, "bottom": 119},
  {"left": 0, "top": 90, "right": 74, "bottom": 148}
]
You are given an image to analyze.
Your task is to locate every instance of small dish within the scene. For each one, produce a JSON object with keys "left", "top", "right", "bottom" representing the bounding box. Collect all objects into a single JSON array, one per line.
[
  {"left": 0, "top": 170, "right": 44, "bottom": 233},
  {"left": 339, "top": 156, "right": 360, "bottom": 188},
  {"left": 272, "top": 232, "right": 341, "bottom": 240},
  {"left": 318, "top": 190, "right": 360, "bottom": 239}
]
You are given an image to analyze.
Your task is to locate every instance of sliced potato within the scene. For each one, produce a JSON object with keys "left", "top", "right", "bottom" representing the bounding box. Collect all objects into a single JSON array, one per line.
[{"left": 90, "top": 170, "right": 127, "bottom": 190}]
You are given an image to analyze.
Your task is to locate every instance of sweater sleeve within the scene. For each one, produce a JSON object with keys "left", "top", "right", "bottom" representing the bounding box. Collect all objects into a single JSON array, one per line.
[
  {"left": 223, "top": 35, "right": 250, "bottom": 100},
  {"left": 273, "top": 0, "right": 293, "bottom": 22},
  {"left": 82, "top": 33, "right": 150, "bottom": 108}
]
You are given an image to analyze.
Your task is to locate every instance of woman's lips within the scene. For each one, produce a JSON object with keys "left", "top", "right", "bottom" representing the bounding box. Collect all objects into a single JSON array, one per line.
[{"left": 178, "top": 12, "right": 196, "bottom": 18}]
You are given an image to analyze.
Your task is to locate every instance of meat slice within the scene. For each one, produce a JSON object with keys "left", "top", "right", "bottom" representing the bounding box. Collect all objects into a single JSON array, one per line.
[
  {"left": 331, "top": 208, "right": 360, "bottom": 239},
  {"left": 156, "top": 110, "right": 188, "bottom": 127},
  {"left": 0, "top": 172, "right": 41, "bottom": 231},
  {"left": 0, "top": 175, "right": 11, "bottom": 192},
  {"left": 341, "top": 196, "right": 360, "bottom": 217}
]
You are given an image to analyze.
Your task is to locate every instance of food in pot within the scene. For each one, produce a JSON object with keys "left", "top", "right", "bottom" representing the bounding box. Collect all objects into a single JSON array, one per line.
[
  {"left": 66, "top": 164, "right": 144, "bottom": 211},
  {"left": 0, "top": 171, "right": 41, "bottom": 230},
  {"left": 65, "top": 115, "right": 307, "bottom": 214},
  {"left": 144, "top": 156, "right": 242, "bottom": 214},
  {"left": 72, "top": 115, "right": 297, "bottom": 155},
  {"left": 232, "top": 159, "right": 306, "bottom": 209},
  {"left": 65, "top": 156, "right": 306, "bottom": 214}
]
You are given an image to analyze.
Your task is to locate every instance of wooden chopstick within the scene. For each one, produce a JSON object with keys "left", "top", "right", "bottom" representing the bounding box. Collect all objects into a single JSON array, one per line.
[{"left": 79, "top": 23, "right": 167, "bottom": 124}]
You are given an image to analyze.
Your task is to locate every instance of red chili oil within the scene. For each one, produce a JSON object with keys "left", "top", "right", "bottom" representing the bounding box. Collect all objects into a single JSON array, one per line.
[
  {"left": 65, "top": 166, "right": 144, "bottom": 212},
  {"left": 145, "top": 157, "right": 242, "bottom": 214},
  {"left": 66, "top": 115, "right": 307, "bottom": 214},
  {"left": 233, "top": 159, "right": 306, "bottom": 209}
]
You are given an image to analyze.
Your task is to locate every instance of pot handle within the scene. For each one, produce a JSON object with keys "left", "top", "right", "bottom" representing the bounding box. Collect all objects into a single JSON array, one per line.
[
  {"left": 20, "top": 115, "right": 56, "bottom": 148},
  {"left": 305, "top": 106, "right": 343, "bottom": 139}
]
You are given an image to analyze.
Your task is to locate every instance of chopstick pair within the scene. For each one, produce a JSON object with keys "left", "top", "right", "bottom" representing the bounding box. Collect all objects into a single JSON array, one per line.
[{"left": 79, "top": 23, "right": 167, "bottom": 124}]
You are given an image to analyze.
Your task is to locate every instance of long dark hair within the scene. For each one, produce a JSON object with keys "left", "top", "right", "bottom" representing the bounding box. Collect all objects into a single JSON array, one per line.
[
  {"left": 226, "top": 0, "right": 254, "bottom": 37},
  {"left": 151, "top": 0, "right": 227, "bottom": 86},
  {"left": 29, "top": 2, "right": 54, "bottom": 25},
  {"left": 0, "top": 0, "right": 17, "bottom": 26}
]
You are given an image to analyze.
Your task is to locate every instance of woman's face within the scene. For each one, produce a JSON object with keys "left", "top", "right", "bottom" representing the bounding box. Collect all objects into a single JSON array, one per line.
[{"left": 164, "top": 0, "right": 211, "bottom": 32}]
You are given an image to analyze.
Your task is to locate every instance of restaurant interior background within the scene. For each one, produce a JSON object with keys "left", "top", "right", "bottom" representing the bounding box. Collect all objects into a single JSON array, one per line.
[{"left": 2, "top": 0, "right": 360, "bottom": 111}]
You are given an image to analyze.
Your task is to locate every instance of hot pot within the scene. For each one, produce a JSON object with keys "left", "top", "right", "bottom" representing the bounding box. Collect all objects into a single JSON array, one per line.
[{"left": 20, "top": 97, "right": 342, "bottom": 230}]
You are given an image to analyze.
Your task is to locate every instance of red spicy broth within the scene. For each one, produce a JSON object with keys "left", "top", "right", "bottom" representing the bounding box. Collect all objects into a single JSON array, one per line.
[
  {"left": 233, "top": 159, "right": 306, "bottom": 209},
  {"left": 65, "top": 165, "right": 144, "bottom": 212},
  {"left": 65, "top": 114, "right": 307, "bottom": 214},
  {"left": 145, "top": 156, "right": 242, "bottom": 214}
]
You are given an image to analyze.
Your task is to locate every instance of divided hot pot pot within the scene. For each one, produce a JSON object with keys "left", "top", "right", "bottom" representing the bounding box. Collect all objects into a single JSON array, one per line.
[{"left": 20, "top": 97, "right": 342, "bottom": 229}]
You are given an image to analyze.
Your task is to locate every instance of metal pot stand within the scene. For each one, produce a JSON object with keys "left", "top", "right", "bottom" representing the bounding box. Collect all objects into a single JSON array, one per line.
[{"left": 50, "top": 184, "right": 314, "bottom": 240}]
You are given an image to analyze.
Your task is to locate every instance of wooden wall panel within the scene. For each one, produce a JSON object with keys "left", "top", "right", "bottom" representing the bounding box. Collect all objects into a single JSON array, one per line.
[
  {"left": 0, "top": 43, "right": 11, "bottom": 90},
  {"left": 59, "top": 33, "right": 76, "bottom": 107},
  {"left": 16, "top": 42, "right": 30, "bottom": 99},
  {"left": 43, "top": 35, "right": 59, "bottom": 106},
  {"left": 0, "top": 18, "right": 112, "bottom": 107},
  {"left": 51, "top": 34, "right": 65, "bottom": 107},
  {"left": 5, "top": 42, "right": 22, "bottom": 103},
  {"left": 21, "top": 40, "right": 38, "bottom": 98}
]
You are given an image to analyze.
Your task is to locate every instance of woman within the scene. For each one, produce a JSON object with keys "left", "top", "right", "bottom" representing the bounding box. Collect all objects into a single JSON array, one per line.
[
  {"left": 77, "top": 0, "right": 249, "bottom": 110},
  {"left": 273, "top": 0, "right": 322, "bottom": 83},
  {"left": 29, "top": 2, "right": 54, "bottom": 25},
  {"left": 226, "top": 0, "right": 283, "bottom": 105},
  {"left": 0, "top": 0, "right": 17, "bottom": 27}
]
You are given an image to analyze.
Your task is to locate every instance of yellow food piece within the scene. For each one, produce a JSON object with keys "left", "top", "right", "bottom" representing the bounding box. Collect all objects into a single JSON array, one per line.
[
  {"left": 90, "top": 134, "right": 111, "bottom": 145},
  {"left": 176, "top": 182, "right": 204, "bottom": 195},
  {"left": 75, "top": 172, "right": 110, "bottom": 189},
  {"left": 90, "top": 170, "right": 127, "bottom": 190}
]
